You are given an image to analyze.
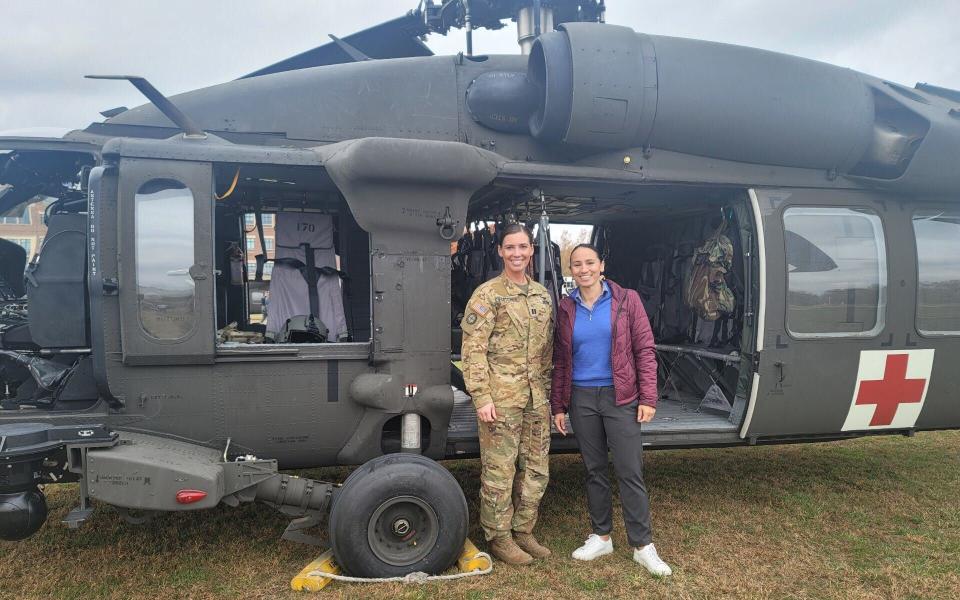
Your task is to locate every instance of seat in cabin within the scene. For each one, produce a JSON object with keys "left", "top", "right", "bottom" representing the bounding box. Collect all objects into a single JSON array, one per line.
[
  {"left": 266, "top": 212, "right": 347, "bottom": 341},
  {"left": 25, "top": 214, "right": 88, "bottom": 348}
]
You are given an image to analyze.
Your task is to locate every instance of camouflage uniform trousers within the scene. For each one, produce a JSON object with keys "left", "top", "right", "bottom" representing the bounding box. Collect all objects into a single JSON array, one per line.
[{"left": 477, "top": 395, "right": 551, "bottom": 541}]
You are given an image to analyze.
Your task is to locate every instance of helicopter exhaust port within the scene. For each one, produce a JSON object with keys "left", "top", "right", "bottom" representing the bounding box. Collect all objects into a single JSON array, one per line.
[
  {"left": 522, "top": 22, "right": 937, "bottom": 180},
  {"left": 526, "top": 22, "right": 877, "bottom": 164}
]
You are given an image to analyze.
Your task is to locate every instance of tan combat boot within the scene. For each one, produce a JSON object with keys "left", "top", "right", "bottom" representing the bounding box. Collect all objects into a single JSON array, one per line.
[
  {"left": 489, "top": 536, "right": 534, "bottom": 565},
  {"left": 514, "top": 532, "right": 551, "bottom": 558}
]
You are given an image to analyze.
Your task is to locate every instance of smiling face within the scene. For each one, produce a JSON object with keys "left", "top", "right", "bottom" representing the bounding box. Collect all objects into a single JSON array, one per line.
[
  {"left": 498, "top": 230, "right": 534, "bottom": 279},
  {"left": 569, "top": 245, "right": 604, "bottom": 290}
]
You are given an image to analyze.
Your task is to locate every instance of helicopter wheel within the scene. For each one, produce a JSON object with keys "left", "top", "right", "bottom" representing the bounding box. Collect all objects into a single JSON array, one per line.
[{"left": 328, "top": 453, "right": 468, "bottom": 577}]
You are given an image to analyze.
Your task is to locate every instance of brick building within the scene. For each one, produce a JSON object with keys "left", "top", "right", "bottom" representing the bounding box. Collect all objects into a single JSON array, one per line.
[
  {"left": 0, "top": 202, "right": 47, "bottom": 259},
  {"left": 243, "top": 212, "right": 276, "bottom": 279}
]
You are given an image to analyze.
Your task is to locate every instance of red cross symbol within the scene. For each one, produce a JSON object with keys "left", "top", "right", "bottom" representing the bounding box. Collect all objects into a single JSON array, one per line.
[{"left": 855, "top": 354, "right": 926, "bottom": 426}]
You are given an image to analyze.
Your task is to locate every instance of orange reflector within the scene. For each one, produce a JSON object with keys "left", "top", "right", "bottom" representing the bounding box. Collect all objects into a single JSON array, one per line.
[{"left": 175, "top": 489, "right": 207, "bottom": 504}]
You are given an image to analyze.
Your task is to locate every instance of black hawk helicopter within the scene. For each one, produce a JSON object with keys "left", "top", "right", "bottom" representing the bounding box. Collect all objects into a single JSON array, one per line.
[{"left": 1, "top": 0, "right": 958, "bottom": 578}]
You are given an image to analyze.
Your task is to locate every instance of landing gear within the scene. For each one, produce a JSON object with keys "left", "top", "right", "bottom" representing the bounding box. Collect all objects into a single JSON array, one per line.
[{"left": 328, "top": 453, "right": 468, "bottom": 577}]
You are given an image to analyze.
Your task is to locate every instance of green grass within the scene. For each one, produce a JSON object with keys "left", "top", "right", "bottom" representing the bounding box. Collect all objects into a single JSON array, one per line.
[{"left": 1, "top": 431, "right": 958, "bottom": 599}]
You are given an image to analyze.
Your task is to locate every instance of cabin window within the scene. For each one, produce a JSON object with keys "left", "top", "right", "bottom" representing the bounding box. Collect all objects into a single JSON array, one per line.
[
  {"left": 913, "top": 210, "right": 960, "bottom": 335},
  {"left": 134, "top": 179, "right": 197, "bottom": 340},
  {"left": 783, "top": 207, "right": 886, "bottom": 338}
]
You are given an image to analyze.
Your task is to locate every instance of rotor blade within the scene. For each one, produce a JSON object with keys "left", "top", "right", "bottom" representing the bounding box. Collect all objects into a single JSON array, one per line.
[
  {"left": 86, "top": 75, "right": 204, "bottom": 137},
  {"left": 328, "top": 35, "right": 372, "bottom": 62},
  {"left": 914, "top": 82, "right": 960, "bottom": 103},
  {"left": 785, "top": 230, "right": 838, "bottom": 273},
  {"left": 242, "top": 13, "right": 432, "bottom": 79}
]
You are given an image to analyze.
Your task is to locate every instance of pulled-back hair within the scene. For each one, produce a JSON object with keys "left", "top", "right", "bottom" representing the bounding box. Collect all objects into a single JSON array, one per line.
[
  {"left": 569, "top": 243, "right": 603, "bottom": 262},
  {"left": 497, "top": 223, "right": 535, "bottom": 246}
]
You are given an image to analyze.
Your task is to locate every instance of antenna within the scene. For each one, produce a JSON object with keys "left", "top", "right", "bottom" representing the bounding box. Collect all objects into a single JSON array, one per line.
[{"left": 463, "top": 0, "right": 473, "bottom": 56}]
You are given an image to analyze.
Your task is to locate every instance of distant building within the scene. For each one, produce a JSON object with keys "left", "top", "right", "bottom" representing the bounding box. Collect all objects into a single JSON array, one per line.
[
  {"left": 243, "top": 212, "right": 276, "bottom": 280},
  {"left": 0, "top": 203, "right": 47, "bottom": 260}
]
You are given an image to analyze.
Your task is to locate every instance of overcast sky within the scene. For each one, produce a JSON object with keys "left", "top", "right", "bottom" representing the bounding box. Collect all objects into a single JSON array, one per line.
[{"left": 1, "top": 0, "right": 957, "bottom": 133}]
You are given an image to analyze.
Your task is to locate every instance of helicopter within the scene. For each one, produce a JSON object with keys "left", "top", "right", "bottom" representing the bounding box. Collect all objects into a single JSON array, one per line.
[{"left": 1, "top": 0, "right": 958, "bottom": 578}]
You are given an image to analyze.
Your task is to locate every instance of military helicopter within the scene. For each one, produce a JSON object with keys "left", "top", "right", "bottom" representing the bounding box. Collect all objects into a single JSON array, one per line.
[{"left": 1, "top": 0, "right": 959, "bottom": 578}]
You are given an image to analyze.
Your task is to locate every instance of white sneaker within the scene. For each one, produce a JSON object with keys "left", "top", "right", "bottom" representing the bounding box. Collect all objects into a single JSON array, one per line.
[
  {"left": 633, "top": 543, "right": 672, "bottom": 577},
  {"left": 571, "top": 534, "right": 614, "bottom": 561}
]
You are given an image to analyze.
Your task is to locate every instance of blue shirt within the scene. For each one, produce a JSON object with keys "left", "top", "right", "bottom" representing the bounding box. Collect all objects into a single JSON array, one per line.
[{"left": 571, "top": 281, "right": 614, "bottom": 387}]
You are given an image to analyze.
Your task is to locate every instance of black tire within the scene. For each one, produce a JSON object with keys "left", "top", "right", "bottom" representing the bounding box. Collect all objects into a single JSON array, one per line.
[{"left": 328, "top": 453, "right": 468, "bottom": 578}]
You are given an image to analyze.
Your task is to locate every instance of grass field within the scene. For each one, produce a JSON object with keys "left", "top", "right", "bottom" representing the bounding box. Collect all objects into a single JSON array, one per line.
[{"left": 2, "top": 431, "right": 958, "bottom": 599}]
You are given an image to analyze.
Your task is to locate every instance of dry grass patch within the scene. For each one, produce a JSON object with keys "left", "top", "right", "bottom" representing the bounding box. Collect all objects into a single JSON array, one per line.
[{"left": 1, "top": 431, "right": 958, "bottom": 599}]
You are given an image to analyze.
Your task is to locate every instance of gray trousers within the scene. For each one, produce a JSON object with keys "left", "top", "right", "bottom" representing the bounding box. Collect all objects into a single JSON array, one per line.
[{"left": 569, "top": 385, "right": 652, "bottom": 548}]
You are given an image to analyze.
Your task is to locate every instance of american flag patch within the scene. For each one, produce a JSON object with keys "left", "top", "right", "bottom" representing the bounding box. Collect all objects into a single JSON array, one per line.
[{"left": 472, "top": 302, "right": 490, "bottom": 316}]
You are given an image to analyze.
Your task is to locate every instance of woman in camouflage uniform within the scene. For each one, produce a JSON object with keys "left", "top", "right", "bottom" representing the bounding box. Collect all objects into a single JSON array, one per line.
[{"left": 460, "top": 224, "right": 554, "bottom": 565}]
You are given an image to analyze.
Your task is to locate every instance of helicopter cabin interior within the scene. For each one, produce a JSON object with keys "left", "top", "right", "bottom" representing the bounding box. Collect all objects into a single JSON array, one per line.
[
  {"left": 207, "top": 163, "right": 372, "bottom": 348},
  {"left": 203, "top": 162, "right": 755, "bottom": 443},
  {"left": 449, "top": 182, "right": 755, "bottom": 444}
]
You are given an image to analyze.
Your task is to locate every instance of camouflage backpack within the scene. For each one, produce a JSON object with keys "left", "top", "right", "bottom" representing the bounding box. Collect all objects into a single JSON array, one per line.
[{"left": 684, "top": 222, "right": 735, "bottom": 321}]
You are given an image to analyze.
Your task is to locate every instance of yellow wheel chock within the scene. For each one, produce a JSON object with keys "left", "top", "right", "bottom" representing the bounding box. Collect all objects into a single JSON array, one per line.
[
  {"left": 291, "top": 549, "right": 341, "bottom": 591},
  {"left": 457, "top": 538, "right": 491, "bottom": 573},
  {"left": 291, "top": 538, "right": 492, "bottom": 591}
]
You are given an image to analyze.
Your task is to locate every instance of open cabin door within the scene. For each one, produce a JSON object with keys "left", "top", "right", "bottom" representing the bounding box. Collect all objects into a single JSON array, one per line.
[
  {"left": 742, "top": 188, "right": 921, "bottom": 440},
  {"left": 117, "top": 158, "right": 215, "bottom": 365}
]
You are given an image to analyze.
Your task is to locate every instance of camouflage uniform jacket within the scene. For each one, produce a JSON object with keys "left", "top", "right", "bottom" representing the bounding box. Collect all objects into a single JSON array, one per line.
[{"left": 461, "top": 274, "right": 554, "bottom": 410}]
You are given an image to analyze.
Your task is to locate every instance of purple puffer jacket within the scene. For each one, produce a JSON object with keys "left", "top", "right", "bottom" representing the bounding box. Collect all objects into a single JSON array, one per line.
[{"left": 550, "top": 280, "right": 658, "bottom": 415}]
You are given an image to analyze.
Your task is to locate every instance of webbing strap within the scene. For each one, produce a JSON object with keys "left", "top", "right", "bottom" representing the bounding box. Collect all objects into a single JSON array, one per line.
[
  {"left": 254, "top": 209, "right": 268, "bottom": 281},
  {"left": 302, "top": 243, "right": 320, "bottom": 318},
  {"left": 272, "top": 258, "right": 347, "bottom": 281}
]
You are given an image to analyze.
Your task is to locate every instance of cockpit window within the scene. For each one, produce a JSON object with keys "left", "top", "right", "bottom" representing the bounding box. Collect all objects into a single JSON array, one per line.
[
  {"left": 783, "top": 207, "right": 886, "bottom": 338},
  {"left": 135, "top": 179, "right": 196, "bottom": 340},
  {"left": 913, "top": 210, "right": 960, "bottom": 335}
]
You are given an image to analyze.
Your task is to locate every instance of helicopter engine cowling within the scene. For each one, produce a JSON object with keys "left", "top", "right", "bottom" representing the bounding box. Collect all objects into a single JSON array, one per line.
[{"left": 527, "top": 23, "right": 879, "bottom": 172}]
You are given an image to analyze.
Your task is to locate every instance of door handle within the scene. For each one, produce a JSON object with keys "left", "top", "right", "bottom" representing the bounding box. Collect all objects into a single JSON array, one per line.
[{"left": 774, "top": 361, "right": 785, "bottom": 383}]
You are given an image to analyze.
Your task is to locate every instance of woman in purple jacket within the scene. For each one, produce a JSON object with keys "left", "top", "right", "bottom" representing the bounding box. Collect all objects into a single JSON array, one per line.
[{"left": 551, "top": 243, "right": 672, "bottom": 577}]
